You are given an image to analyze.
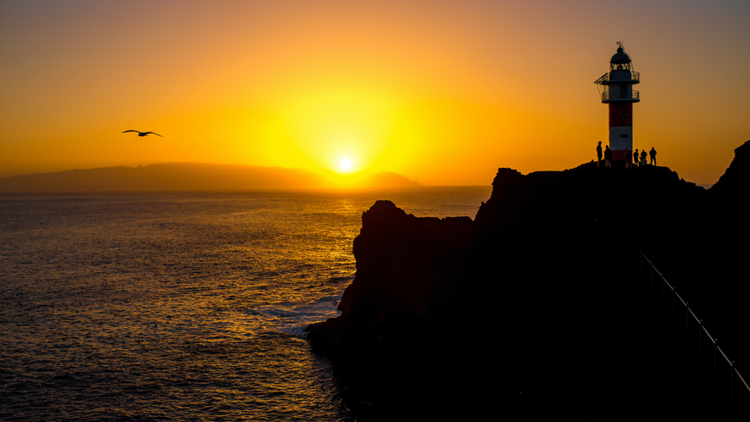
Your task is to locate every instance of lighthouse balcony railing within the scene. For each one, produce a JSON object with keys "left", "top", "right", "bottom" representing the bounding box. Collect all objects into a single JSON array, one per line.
[
  {"left": 594, "top": 71, "right": 640, "bottom": 85},
  {"left": 602, "top": 90, "right": 640, "bottom": 101}
]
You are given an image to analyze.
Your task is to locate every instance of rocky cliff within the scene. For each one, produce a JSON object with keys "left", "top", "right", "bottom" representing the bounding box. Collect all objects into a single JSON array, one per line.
[
  {"left": 306, "top": 201, "right": 476, "bottom": 410},
  {"left": 307, "top": 141, "right": 750, "bottom": 415}
]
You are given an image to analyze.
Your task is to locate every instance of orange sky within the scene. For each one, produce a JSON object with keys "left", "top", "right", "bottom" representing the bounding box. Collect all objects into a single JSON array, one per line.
[{"left": 1, "top": 0, "right": 749, "bottom": 185}]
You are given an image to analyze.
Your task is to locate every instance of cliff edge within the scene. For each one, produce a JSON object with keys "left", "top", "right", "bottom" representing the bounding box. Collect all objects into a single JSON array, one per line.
[{"left": 307, "top": 141, "right": 750, "bottom": 415}]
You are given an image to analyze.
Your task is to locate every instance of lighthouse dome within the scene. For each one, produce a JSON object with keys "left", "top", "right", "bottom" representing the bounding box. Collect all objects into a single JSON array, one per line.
[{"left": 610, "top": 47, "right": 632, "bottom": 64}]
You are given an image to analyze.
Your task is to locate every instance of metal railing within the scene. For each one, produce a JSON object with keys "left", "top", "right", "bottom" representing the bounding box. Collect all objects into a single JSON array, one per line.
[
  {"left": 637, "top": 247, "right": 750, "bottom": 401},
  {"left": 594, "top": 71, "right": 640, "bottom": 84},
  {"left": 602, "top": 90, "right": 640, "bottom": 101}
]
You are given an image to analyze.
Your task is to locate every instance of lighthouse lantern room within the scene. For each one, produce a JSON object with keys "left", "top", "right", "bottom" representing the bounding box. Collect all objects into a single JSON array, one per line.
[{"left": 594, "top": 42, "right": 640, "bottom": 161}]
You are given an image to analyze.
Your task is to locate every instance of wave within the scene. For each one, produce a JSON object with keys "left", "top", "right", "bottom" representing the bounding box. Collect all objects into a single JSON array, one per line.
[{"left": 248, "top": 277, "right": 353, "bottom": 337}]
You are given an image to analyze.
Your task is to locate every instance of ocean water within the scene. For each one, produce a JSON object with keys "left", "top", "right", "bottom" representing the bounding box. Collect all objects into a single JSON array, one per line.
[{"left": 0, "top": 187, "right": 490, "bottom": 421}]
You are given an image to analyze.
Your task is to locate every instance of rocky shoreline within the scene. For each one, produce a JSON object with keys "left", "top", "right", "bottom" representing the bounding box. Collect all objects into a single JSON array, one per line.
[{"left": 307, "top": 141, "right": 750, "bottom": 415}]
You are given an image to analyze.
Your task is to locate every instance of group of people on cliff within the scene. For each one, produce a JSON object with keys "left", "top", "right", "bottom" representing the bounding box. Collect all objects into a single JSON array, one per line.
[{"left": 596, "top": 141, "right": 656, "bottom": 169}]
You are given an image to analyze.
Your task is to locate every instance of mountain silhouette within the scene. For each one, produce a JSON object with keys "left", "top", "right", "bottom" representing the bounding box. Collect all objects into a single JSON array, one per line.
[{"left": 0, "top": 163, "right": 420, "bottom": 192}]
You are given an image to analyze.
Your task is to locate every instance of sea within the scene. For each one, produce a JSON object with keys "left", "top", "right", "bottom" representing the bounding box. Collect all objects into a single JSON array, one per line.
[{"left": 0, "top": 187, "right": 491, "bottom": 421}]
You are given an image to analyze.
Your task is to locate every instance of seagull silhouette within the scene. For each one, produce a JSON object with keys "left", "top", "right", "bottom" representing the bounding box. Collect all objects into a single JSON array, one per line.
[{"left": 122, "top": 130, "right": 163, "bottom": 137}]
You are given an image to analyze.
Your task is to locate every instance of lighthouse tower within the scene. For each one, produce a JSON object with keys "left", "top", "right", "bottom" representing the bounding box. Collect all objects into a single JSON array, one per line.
[{"left": 594, "top": 42, "right": 640, "bottom": 161}]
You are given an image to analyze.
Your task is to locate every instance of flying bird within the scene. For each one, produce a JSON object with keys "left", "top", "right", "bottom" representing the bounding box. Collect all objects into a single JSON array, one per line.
[{"left": 122, "top": 130, "right": 163, "bottom": 137}]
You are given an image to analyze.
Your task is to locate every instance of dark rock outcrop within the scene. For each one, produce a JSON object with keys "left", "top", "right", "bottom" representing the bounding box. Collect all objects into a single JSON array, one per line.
[
  {"left": 710, "top": 141, "right": 750, "bottom": 201},
  {"left": 307, "top": 199, "right": 473, "bottom": 359},
  {"left": 306, "top": 200, "right": 478, "bottom": 418},
  {"left": 307, "top": 141, "right": 750, "bottom": 415}
]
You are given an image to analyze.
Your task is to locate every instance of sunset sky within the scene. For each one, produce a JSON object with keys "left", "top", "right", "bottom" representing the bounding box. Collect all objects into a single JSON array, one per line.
[{"left": 2, "top": 0, "right": 748, "bottom": 185}]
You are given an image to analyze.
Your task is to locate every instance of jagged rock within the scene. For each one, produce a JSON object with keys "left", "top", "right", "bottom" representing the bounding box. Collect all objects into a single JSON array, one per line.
[
  {"left": 307, "top": 200, "right": 473, "bottom": 358},
  {"left": 306, "top": 143, "right": 750, "bottom": 413},
  {"left": 710, "top": 140, "right": 750, "bottom": 201}
]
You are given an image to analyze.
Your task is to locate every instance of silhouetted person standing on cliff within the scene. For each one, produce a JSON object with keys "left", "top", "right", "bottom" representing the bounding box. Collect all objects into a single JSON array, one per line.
[
  {"left": 604, "top": 145, "right": 612, "bottom": 168},
  {"left": 633, "top": 149, "right": 639, "bottom": 167},
  {"left": 625, "top": 148, "right": 632, "bottom": 169},
  {"left": 650, "top": 147, "right": 657, "bottom": 165},
  {"left": 596, "top": 141, "right": 603, "bottom": 168},
  {"left": 640, "top": 149, "right": 648, "bottom": 166}
]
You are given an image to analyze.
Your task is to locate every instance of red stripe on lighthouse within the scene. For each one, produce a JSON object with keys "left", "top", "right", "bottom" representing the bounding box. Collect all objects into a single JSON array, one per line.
[
  {"left": 609, "top": 103, "right": 633, "bottom": 127},
  {"left": 609, "top": 102, "right": 633, "bottom": 160}
]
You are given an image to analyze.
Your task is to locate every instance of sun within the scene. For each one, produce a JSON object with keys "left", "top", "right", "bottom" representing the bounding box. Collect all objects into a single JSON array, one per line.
[{"left": 339, "top": 158, "right": 353, "bottom": 171}]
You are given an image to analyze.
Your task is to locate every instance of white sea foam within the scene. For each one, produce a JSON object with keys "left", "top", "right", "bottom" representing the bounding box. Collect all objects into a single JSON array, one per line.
[{"left": 251, "top": 277, "right": 353, "bottom": 337}]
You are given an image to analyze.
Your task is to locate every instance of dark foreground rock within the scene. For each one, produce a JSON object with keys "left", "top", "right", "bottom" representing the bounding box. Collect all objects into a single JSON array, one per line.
[{"left": 307, "top": 141, "right": 750, "bottom": 418}]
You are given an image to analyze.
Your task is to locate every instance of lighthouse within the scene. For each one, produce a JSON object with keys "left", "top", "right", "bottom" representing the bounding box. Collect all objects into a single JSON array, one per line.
[{"left": 594, "top": 42, "right": 640, "bottom": 161}]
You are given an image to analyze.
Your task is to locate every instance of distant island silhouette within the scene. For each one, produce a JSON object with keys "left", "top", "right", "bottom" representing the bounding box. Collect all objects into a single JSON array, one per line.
[{"left": 0, "top": 163, "right": 420, "bottom": 193}]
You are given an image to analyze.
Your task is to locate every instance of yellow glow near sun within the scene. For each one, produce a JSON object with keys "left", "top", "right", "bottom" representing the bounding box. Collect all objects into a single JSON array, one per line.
[
  {"left": 339, "top": 157, "right": 353, "bottom": 171},
  {"left": 280, "top": 87, "right": 398, "bottom": 173}
]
